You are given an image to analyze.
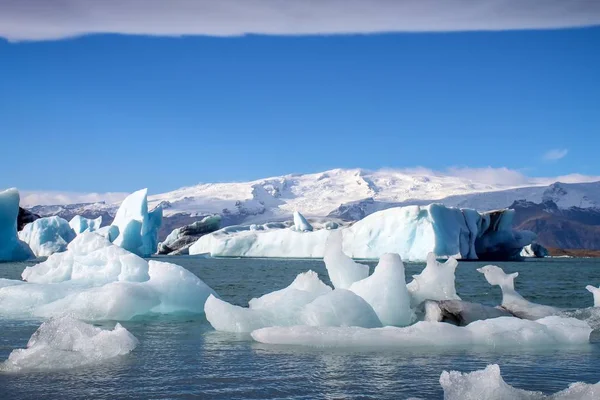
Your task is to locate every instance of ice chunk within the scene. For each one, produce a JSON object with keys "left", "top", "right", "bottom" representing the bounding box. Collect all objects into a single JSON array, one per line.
[
  {"left": 293, "top": 211, "right": 313, "bottom": 232},
  {"left": 18, "top": 216, "right": 76, "bottom": 257},
  {"left": 440, "top": 364, "right": 600, "bottom": 400},
  {"left": 111, "top": 189, "right": 162, "bottom": 257},
  {"left": 300, "top": 289, "right": 382, "bottom": 328},
  {"left": 323, "top": 231, "right": 369, "bottom": 289},
  {"left": 586, "top": 285, "right": 600, "bottom": 307},
  {"left": 158, "top": 215, "right": 221, "bottom": 255},
  {"left": 2, "top": 233, "right": 216, "bottom": 321},
  {"left": 348, "top": 253, "right": 414, "bottom": 326},
  {"left": 191, "top": 204, "right": 533, "bottom": 261},
  {"left": 206, "top": 271, "right": 332, "bottom": 333},
  {"left": 251, "top": 316, "right": 591, "bottom": 348},
  {"left": 0, "top": 316, "right": 138, "bottom": 372},
  {"left": 477, "top": 265, "right": 560, "bottom": 319},
  {"left": 0, "top": 188, "right": 34, "bottom": 262},
  {"left": 520, "top": 242, "right": 549, "bottom": 258},
  {"left": 407, "top": 253, "right": 460, "bottom": 307},
  {"left": 69, "top": 215, "right": 102, "bottom": 234}
]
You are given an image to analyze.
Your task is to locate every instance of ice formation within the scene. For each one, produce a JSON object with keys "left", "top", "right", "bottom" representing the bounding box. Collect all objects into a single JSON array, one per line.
[
  {"left": 251, "top": 316, "right": 591, "bottom": 348},
  {"left": 293, "top": 211, "right": 313, "bottom": 232},
  {"left": 0, "top": 188, "right": 34, "bottom": 262},
  {"left": 348, "top": 253, "right": 414, "bottom": 326},
  {"left": 0, "top": 232, "right": 216, "bottom": 320},
  {"left": 424, "top": 300, "right": 513, "bottom": 326},
  {"left": 520, "top": 242, "right": 549, "bottom": 258},
  {"left": 18, "top": 216, "right": 76, "bottom": 257},
  {"left": 440, "top": 364, "right": 600, "bottom": 400},
  {"left": 586, "top": 285, "right": 600, "bottom": 307},
  {"left": 323, "top": 231, "right": 369, "bottom": 289},
  {"left": 407, "top": 253, "right": 460, "bottom": 307},
  {"left": 299, "top": 289, "right": 382, "bottom": 328},
  {"left": 477, "top": 265, "right": 561, "bottom": 319},
  {"left": 0, "top": 316, "right": 138, "bottom": 372},
  {"left": 111, "top": 188, "right": 162, "bottom": 257},
  {"left": 69, "top": 215, "right": 102, "bottom": 234},
  {"left": 158, "top": 215, "right": 221, "bottom": 255},
  {"left": 190, "top": 204, "right": 535, "bottom": 261}
]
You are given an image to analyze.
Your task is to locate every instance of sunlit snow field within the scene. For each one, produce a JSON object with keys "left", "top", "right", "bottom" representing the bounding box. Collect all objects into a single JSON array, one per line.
[{"left": 1, "top": 257, "right": 599, "bottom": 399}]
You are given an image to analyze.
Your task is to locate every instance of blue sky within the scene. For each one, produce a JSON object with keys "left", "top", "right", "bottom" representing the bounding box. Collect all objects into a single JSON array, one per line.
[{"left": 1, "top": 26, "right": 599, "bottom": 195}]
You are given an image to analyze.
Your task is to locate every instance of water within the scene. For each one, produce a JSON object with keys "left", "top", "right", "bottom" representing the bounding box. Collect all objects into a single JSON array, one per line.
[{"left": 1, "top": 257, "right": 600, "bottom": 399}]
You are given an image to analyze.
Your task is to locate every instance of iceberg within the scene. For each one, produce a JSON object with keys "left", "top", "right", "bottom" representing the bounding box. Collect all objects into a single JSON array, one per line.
[
  {"left": 0, "top": 316, "right": 138, "bottom": 372},
  {"left": 158, "top": 215, "right": 221, "bottom": 255},
  {"left": 440, "top": 364, "right": 600, "bottom": 400},
  {"left": 407, "top": 253, "right": 460, "bottom": 307},
  {"left": 190, "top": 204, "right": 535, "bottom": 261},
  {"left": 69, "top": 215, "right": 102, "bottom": 234},
  {"left": 299, "top": 289, "right": 382, "bottom": 328},
  {"left": 586, "top": 285, "right": 600, "bottom": 307},
  {"left": 477, "top": 265, "right": 561, "bottom": 319},
  {"left": 323, "top": 231, "right": 369, "bottom": 289},
  {"left": 251, "top": 316, "right": 591, "bottom": 348},
  {"left": 348, "top": 253, "right": 414, "bottom": 326},
  {"left": 18, "top": 216, "right": 76, "bottom": 257},
  {"left": 0, "top": 188, "right": 34, "bottom": 262},
  {"left": 1, "top": 232, "right": 216, "bottom": 321},
  {"left": 111, "top": 188, "right": 162, "bottom": 257},
  {"left": 293, "top": 211, "right": 313, "bottom": 232}
]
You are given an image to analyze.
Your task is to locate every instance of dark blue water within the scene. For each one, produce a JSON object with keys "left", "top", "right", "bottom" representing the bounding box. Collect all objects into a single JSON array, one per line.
[{"left": 1, "top": 257, "right": 600, "bottom": 399}]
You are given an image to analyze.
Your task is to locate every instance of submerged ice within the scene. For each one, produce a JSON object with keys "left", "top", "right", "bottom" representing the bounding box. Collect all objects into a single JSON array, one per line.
[
  {"left": 0, "top": 188, "right": 34, "bottom": 262},
  {"left": 0, "top": 316, "right": 138, "bottom": 372}
]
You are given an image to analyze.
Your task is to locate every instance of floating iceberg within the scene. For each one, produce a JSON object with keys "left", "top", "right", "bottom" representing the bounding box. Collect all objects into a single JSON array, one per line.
[
  {"left": 111, "top": 189, "right": 162, "bottom": 257},
  {"left": 293, "top": 211, "right": 313, "bottom": 232},
  {"left": 18, "top": 216, "right": 76, "bottom": 257},
  {"left": 424, "top": 300, "right": 513, "bottom": 326},
  {"left": 0, "top": 316, "right": 138, "bottom": 372},
  {"left": 520, "top": 242, "right": 549, "bottom": 258},
  {"left": 407, "top": 253, "right": 460, "bottom": 307},
  {"left": 440, "top": 364, "right": 600, "bottom": 400},
  {"left": 69, "top": 215, "right": 102, "bottom": 234},
  {"left": 190, "top": 204, "right": 535, "bottom": 261},
  {"left": 323, "top": 231, "right": 369, "bottom": 289},
  {"left": 348, "top": 253, "right": 414, "bottom": 326},
  {"left": 586, "top": 285, "right": 600, "bottom": 307},
  {"left": 1, "top": 232, "right": 216, "bottom": 321},
  {"left": 477, "top": 265, "right": 561, "bottom": 319},
  {"left": 158, "top": 215, "right": 221, "bottom": 255},
  {"left": 251, "top": 316, "right": 591, "bottom": 348},
  {"left": 0, "top": 188, "right": 34, "bottom": 262}
]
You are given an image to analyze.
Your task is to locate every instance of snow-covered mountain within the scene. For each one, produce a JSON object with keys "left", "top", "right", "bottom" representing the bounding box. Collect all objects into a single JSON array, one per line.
[{"left": 27, "top": 168, "right": 600, "bottom": 241}]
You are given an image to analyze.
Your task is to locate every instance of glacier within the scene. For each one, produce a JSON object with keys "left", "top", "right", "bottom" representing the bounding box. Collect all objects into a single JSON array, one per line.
[
  {"left": 440, "top": 364, "right": 600, "bottom": 400},
  {"left": 190, "top": 204, "right": 535, "bottom": 261},
  {"left": 0, "top": 316, "right": 138, "bottom": 372},
  {"left": 0, "top": 188, "right": 34, "bottom": 262},
  {"left": 69, "top": 215, "right": 102, "bottom": 234},
  {"left": 0, "top": 232, "right": 216, "bottom": 321},
  {"left": 111, "top": 188, "right": 162, "bottom": 257},
  {"left": 19, "top": 216, "right": 76, "bottom": 257}
]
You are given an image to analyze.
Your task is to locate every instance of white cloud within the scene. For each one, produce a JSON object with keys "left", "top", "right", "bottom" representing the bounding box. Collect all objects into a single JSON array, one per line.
[
  {"left": 1, "top": 0, "right": 599, "bottom": 42},
  {"left": 19, "top": 191, "right": 129, "bottom": 207},
  {"left": 543, "top": 148, "right": 569, "bottom": 161}
]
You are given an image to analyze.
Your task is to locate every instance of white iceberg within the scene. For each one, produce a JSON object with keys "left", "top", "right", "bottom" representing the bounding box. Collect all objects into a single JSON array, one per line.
[
  {"left": 0, "top": 316, "right": 138, "bottom": 372},
  {"left": 348, "top": 253, "right": 414, "bottom": 326},
  {"left": 249, "top": 270, "right": 331, "bottom": 310},
  {"left": 440, "top": 364, "right": 600, "bottom": 400},
  {"left": 299, "top": 289, "right": 382, "bottom": 328},
  {"left": 111, "top": 188, "right": 162, "bottom": 257},
  {"left": 323, "top": 231, "right": 369, "bottom": 289},
  {"left": 293, "top": 211, "right": 313, "bottom": 232},
  {"left": 0, "top": 188, "right": 34, "bottom": 262},
  {"left": 69, "top": 215, "right": 102, "bottom": 234},
  {"left": 251, "top": 316, "right": 591, "bottom": 348},
  {"left": 586, "top": 285, "right": 600, "bottom": 307},
  {"left": 477, "top": 265, "right": 560, "bottom": 319},
  {"left": 18, "top": 216, "right": 76, "bottom": 257},
  {"left": 407, "top": 253, "right": 460, "bottom": 307},
  {"left": 1, "top": 232, "right": 216, "bottom": 321},
  {"left": 190, "top": 204, "right": 535, "bottom": 261}
]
